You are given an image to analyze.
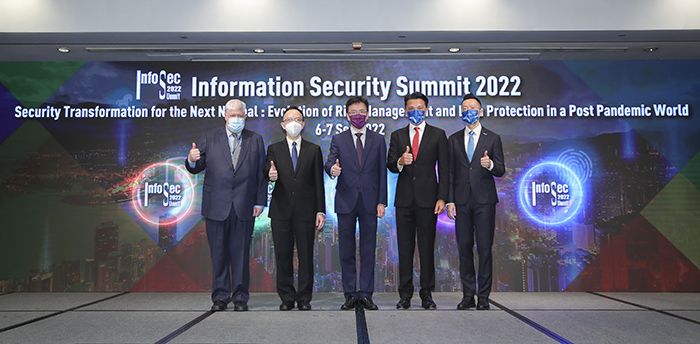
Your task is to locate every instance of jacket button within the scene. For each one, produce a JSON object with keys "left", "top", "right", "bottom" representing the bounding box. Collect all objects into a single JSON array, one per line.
[{"left": 356, "top": 187, "right": 360, "bottom": 190}]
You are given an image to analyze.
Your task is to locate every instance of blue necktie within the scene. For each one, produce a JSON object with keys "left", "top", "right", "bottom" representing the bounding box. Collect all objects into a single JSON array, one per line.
[
  {"left": 467, "top": 130, "right": 475, "bottom": 162},
  {"left": 291, "top": 141, "right": 298, "bottom": 171}
]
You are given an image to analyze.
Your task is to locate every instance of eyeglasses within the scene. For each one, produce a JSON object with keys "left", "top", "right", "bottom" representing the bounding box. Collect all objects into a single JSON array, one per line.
[
  {"left": 462, "top": 107, "right": 481, "bottom": 111},
  {"left": 348, "top": 110, "right": 367, "bottom": 115},
  {"left": 283, "top": 117, "right": 304, "bottom": 123}
]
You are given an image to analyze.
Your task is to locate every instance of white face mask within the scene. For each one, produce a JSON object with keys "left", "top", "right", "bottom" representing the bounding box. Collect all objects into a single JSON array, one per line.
[
  {"left": 227, "top": 117, "right": 245, "bottom": 133},
  {"left": 285, "top": 121, "right": 303, "bottom": 137}
]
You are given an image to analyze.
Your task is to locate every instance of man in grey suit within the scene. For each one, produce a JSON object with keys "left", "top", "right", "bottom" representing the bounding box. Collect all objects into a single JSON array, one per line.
[
  {"left": 186, "top": 99, "right": 267, "bottom": 312},
  {"left": 446, "top": 94, "right": 506, "bottom": 311}
]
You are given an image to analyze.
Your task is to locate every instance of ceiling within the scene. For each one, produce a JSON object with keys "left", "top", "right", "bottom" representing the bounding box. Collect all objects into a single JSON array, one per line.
[{"left": 1, "top": 29, "right": 699, "bottom": 61}]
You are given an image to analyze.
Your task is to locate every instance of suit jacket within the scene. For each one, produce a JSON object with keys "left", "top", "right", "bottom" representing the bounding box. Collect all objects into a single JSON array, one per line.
[
  {"left": 264, "top": 138, "right": 326, "bottom": 220},
  {"left": 387, "top": 123, "right": 449, "bottom": 208},
  {"left": 185, "top": 127, "right": 267, "bottom": 222},
  {"left": 324, "top": 128, "right": 388, "bottom": 214},
  {"left": 448, "top": 126, "right": 506, "bottom": 205}
]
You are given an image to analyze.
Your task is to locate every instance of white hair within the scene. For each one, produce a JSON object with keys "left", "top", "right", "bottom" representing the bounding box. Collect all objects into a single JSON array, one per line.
[{"left": 225, "top": 99, "right": 246, "bottom": 113}]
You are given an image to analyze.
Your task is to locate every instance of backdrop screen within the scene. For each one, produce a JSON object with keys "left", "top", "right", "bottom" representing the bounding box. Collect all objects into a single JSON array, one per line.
[{"left": 1, "top": 60, "right": 698, "bottom": 292}]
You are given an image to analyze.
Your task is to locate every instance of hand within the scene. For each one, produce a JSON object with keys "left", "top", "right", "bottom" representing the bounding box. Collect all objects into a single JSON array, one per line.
[
  {"left": 377, "top": 204, "right": 386, "bottom": 218},
  {"left": 253, "top": 207, "right": 263, "bottom": 217},
  {"left": 269, "top": 161, "right": 278, "bottom": 181},
  {"left": 434, "top": 200, "right": 445, "bottom": 215},
  {"left": 189, "top": 143, "right": 200, "bottom": 162},
  {"left": 480, "top": 150, "right": 492, "bottom": 169},
  {"left": 331, "top": 159, "right": 342, "bottom": 177},
  {"left": 399, "top": 146, "right": 413, "bottom": 166},
  {"left": 315, "top": 214, "right": 325, "bottom": 230},
  {"left": 446, "top": 204, "right": 456, "bottom": 220}
]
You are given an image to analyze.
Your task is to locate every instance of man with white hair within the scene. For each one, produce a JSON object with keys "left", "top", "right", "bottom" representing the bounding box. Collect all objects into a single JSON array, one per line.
[{"left": 186, "top": 99, "right": 267, "bottom": 312}]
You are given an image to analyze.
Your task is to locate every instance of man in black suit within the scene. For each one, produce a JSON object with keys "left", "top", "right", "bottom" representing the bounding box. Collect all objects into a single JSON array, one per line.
[
  {"left": 264, "top": 106, "right": 326, "bottom": 311},
  {"left": 387, "top": 92, "right": 448, "bottom": 310},
  {"left": 446, "top": 94, "right": 505, "bottom": 311},
  {"left": 186, "top": 99, "right": 267, "bottom": 312}
]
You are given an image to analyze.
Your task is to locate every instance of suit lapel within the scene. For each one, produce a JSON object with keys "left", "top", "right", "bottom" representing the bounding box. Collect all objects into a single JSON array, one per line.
[
  {"left": 473, "top": 127, "right": 490, "bottom": 163},
  {"left": 295, "top": 138, "right": 311, "bottom": 176},
  {"left": 215, "top": 128, "right": 234, "bottom": 171},
  {"left": 417, "top": 124, "right": 435, "bottom": 161},
  {"left": 276, "top": 139, "right": 294, "bottom": 175},
  {"left": 344, "top": 130, "right": 361, "bottom": 169},
  {"left": 235, "top": 130, "right": 251, "bottom": 170}
]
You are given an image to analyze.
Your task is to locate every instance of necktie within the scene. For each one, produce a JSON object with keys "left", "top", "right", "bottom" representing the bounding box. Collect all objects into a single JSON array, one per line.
[
  {"left": 412, "top": 127, "right": 420, "bottom": 159},
  {"left": 291, "top": 141, "right": 298, "bottom": 172},
  {"left": 355, "top": 133, "right": 363, "bottom": 165},
  {"left": 232, "top": 134, "right": 241, "bottom": 168},
  {"left": 467, "top": 130, "right": 475, "bottom": 162}
]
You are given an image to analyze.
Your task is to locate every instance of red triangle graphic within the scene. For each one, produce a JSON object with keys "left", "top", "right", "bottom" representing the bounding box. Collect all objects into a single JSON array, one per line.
[
  {"left": 566, "top": 214, "right": 700, "bottom": 291},
  {"left": 130, "top": 253, "right": 202, "bottom": 291}
]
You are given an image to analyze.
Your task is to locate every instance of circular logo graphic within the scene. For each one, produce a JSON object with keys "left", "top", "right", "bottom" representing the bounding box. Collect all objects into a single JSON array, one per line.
[
  {"left": 131, "top": 162, "right": 195, "bottom": 225},
  {"left": 518, "top": 162, "right": 583, "bottom": 226}
]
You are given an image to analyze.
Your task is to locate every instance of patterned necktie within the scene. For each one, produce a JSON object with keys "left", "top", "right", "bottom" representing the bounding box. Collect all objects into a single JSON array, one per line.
[
  {"left": 355, "top": 133, "right": 363, "bottom": 165},
  {"left": 232, "top": 134, "right": 241, "bottom": 168},
  {"left": 291, "top": 141, "right": 298, "bottom": 172},
  {"left": 412, "top": 127, "right": 420, "bottom": 159},
  {"left": 467, "top": 130, "right": 475, "bottom": 162}
]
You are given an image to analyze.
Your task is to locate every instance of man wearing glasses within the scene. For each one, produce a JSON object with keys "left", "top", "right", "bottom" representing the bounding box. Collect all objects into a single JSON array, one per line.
[
  {"left": 264, "top": 106, "right": 326, "bottom": 311},
  {"left": 446, "top": 94, "right": 506, "bottom": 311},
  {"left": 186, "top": 99, "right": 267, "bottom": 312},
  {"left": 325, "top": 96, "right": 387, "bottom": 310},
  {"left": 387, "top": 92, "right": 449, "bottom": 310}
]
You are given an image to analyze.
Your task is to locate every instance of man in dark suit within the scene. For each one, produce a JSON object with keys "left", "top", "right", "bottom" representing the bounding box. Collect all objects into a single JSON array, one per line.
[
  {"left": 324, "top": 96, "right": 387, "bottom": 311},
  {"left": 185, "top": 99, "right": 267, "bottom": 312},
  {"left": 446, "top": 94, "right": 506, "bottom": 311},
  {"left": 387, "top": 92, "right": 449, "bottom": 310},
  {"left": 263, "top": 106, "right": 326, "bottom": 311}
]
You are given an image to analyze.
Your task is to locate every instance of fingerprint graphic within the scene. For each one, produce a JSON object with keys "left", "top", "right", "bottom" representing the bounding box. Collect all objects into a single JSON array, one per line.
[{"left": 556, "top": 149, "right": 593, "bottom": 184}]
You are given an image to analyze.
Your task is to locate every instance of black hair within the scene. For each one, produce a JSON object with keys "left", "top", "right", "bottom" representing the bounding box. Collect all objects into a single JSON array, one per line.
[
  {"left": 283, "top": 106, "right": 304, "bottom": 121},
  {"left": 345, "top": 96, "right": 369, "bottom": 111},
  {"left": 404, "top": 92, "right": 429, "bottom": 107},
  {"left": 462, "top": 94, "right": 482, "bottom": 107}
]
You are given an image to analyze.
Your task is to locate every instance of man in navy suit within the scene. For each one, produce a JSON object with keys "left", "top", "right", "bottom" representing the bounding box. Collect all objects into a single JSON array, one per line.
[
  {"left": 186, "top": 99, "right": 267, "bottom": 312},
  {"left": 446, "top": 94, "right": 506, "bottom": 311},
  {"left": 264, "top": 106, "right": 326, "bottom": 311},
  {"left": 387, "top": 92, "right": 449, "bottom": 310},
  {"left": 324, "top": 96, "right": 387, "bottom": 310}
]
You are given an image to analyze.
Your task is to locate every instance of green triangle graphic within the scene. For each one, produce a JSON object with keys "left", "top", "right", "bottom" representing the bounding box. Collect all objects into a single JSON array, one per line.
[
  {"left": 678, "top": 150, "right": 700, "bottom": 192},
  {"left": 640, "top": 172, "right": 700, "bottom": 270},
  {"left": 0, "top": 61, "right": 85, "bottom": 108},
  {"left": 0, "top": 120, "right": 53, "bottom": 186}
]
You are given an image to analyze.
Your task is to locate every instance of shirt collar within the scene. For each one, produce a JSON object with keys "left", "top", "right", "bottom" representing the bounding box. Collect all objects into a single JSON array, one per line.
[
  {"left": 466, "top": 123, "right": 482, "bottom": 136},
  {"left": 410, "top": 121, "right": 426, "bottom": 132},
  {"left": 350, "top": 125, "right": 367, "bottom": 136}
]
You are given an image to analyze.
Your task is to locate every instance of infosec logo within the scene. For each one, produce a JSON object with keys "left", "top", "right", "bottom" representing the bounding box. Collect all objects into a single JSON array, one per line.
[
  {"left": 135, "top": 69, "right": 182, "bottom": 101},
  {"left": 132, "top": 162, "right": 195, "bottom": 225},
  {"left": 518, "top": 162, "right": 583, "bottom": 226}
]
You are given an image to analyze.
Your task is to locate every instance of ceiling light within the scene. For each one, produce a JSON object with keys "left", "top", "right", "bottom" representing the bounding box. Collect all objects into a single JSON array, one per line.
[
  {"left": 253, "top": 48, "right": 265, "bottom": 53},
  {"left": 448, "top": 47, "right": 460, "bottom": 53},
  {"left": 644, "top": 46, "right": 659, "bottom": 52},
  {"left": 57, "top": 47, "right": 70, "bottom": 53}
]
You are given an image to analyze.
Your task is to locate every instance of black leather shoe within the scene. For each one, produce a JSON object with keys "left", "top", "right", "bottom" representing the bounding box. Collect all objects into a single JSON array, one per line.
[
  {"left": 360, "top": 297, "right": 378, "bottom": 310},
  {"left": 396, "top": 296, "right": 411, "bottom": 309},
  {"left": 279, "top": 301, "right": 294, "bottom": 311},
  {"left": 341, "top": 296, "right": 358, "bottom": 310},
  {"left": 457, "top": 296, "right": 475, "bottom": 310},
  {"left": 233, "top": 301, "right": 248, "bottom": 311},
  {"left": 421, "top": 296, "right": 437, "bottom": 310},
  {"left": 476, "top": 297, "right": 490, "bottom": 310},
  {"left": 211, "top": 300, "right": 227, "bottom": 312},
  {"left": 297, "top": 300, "right": 312, "bottom": 311}
]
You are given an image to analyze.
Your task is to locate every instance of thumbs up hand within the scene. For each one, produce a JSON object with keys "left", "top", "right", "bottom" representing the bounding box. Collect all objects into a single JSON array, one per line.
[
  {"left": 480, "top": 150, "right": 492, "bottom": 169},
  {"left": 399, "top": 145, "right": 413, "bottom": 165},
  {"left": 189, "top": 143, "right": 201, "bottom": 162},
  {"left": 269, "top": 161, "right": 278, "bottom": 181},
  {"left": 331, "top": 159, "right": 342, "bottom": 177}
]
